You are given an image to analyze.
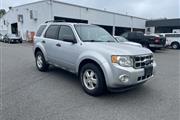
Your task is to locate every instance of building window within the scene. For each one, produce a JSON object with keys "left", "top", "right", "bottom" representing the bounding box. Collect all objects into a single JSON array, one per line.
[
  {"left": 30, "top": 10, "right": 33, "bottom": 19},
  {"left": 147, "top": 27, "right": 151, "bottom": 32}
]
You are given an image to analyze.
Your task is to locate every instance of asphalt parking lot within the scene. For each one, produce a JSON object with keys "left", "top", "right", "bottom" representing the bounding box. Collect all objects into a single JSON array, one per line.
[{"left": 0, "top": 42, "right": 179, "bottom": 120}]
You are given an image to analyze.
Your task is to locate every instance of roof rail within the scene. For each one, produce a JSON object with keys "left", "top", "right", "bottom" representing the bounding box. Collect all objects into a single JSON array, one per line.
[{"left": 45, "top": 20, "right": 66, "bottom": 23}]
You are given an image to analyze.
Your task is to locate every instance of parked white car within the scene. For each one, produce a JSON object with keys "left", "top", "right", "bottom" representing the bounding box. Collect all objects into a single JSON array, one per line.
[
  {"left": 3, "top": 34, "right": 22, "bottom": 43},
  {"left": 160, "top": 33, "right": 180, "bottom": 49},
  {"left": 114, "top": 36, "right": 142, "bottom": 47}
]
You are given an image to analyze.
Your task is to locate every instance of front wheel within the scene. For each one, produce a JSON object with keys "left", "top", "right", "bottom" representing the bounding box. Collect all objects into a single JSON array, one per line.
[
  {"left": 35, "top": 51, "right": 49, "bottom": 72},
  {"left": 171, "top": 42, "right": 180, "bottom": 49},
  {"left": 80, "top": 63, "right": 106, "bottom": 96}
]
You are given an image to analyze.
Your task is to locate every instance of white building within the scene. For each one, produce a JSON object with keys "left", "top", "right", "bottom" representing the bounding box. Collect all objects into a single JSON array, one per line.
[{"left": 0, "top": 0, "right": 147, "bottom": 41}]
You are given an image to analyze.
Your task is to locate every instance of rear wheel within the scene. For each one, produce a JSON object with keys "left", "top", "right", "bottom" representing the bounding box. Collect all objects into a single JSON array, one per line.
[
  {"left": 171, "top": 42, "right": 180, "bottom": 49},
  {"left": 19, "top": 40, "right": 22, "bottom": 43},
  {"left": 4, "top": 38, "right": 8, "bottom": 43},
  {"left": 35, "top": 51, "right": 49, "bottom": 72},
  {"left": 80, "top": 63, "right": 106, "bottom": 96},
  {"left": 150, "top": 48, "right": 156, "bottom": 52}
]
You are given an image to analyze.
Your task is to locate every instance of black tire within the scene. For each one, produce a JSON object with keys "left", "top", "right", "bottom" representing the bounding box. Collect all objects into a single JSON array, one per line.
[
  {"left": 142, "top": 43, "right": 149, "bottom": 48},
  {"left": 19, "top": 40, "right": 22, "bottom": 43},
  {"left": 3, "top": 39, "right": 5, "bottom": 43},
  {"left": 79, "top": 63, "right": 106, "bottom": 96},
  {"left": 4, "top": 39, "right": 8, "bottom": 43},
  {"left": 150, "top": 48, "right": 156, "bottom": 52},
  {"left": 8, "top": 39, "right": 11, "bottom": 44},
  {"left": 35, "top": 51, "right": 49, "bottom": 72},
  {"left": 171, "top": 42, "right": 180, "bottom": 49}
]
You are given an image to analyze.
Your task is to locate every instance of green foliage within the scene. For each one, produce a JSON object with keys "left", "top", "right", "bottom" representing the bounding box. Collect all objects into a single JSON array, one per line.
[{"left": 0, "top": 9, "right": 6, "bottom": 18}]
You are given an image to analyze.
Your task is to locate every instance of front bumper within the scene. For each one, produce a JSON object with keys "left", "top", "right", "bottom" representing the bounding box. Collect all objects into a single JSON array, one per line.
[{"left": 106, "top": 62, "right": 156, "bottom": 89}]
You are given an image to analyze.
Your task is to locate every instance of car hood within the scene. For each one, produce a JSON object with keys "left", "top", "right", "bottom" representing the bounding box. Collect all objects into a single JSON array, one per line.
[
  {"left": 124, "top": 41, "right": 142, "bottom": 47},
  {"left": 84, "top": 42, "right": 152, "bottom": 55}
]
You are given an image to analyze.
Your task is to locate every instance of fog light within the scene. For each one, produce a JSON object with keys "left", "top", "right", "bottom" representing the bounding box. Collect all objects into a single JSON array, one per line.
[{"left": 119, "top": 74, "right": 129, "bottom": 83}]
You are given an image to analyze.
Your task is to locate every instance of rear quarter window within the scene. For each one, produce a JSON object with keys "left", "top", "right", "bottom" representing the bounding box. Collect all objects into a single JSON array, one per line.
[{"left": 36, "top": 25, "right": 47, "bottom": 37}]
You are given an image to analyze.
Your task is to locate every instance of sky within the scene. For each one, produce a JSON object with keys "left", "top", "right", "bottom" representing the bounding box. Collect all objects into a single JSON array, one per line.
[{"left": 0, "top": 0, "right": 179, "bottom": 19}]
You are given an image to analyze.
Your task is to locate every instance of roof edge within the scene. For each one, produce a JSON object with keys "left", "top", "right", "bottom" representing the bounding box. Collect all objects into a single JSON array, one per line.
[
  {"left": 53, "top": 0, "right": 147, "bottom": 20},
  {"left": 2, "top": 0, "right": 147, "bottom": 20}
]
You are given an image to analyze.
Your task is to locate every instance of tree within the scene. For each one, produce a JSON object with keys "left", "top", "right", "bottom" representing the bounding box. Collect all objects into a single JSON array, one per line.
[{"left": 0, "top": 9, "right": 6, "bottom": 18}]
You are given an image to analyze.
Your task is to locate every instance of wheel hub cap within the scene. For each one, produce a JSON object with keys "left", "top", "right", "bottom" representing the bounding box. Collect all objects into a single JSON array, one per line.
[
  {"left": 37, "top": 55, "right": 43, "bottom": 68},
  {"left": 173, "top": 44, "right": 177, "bottom": 49},
  {"left": 83, "top": 69, "right": 97, "bottom": 90}
]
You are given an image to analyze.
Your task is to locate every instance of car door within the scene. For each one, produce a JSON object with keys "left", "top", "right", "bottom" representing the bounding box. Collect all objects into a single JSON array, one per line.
[
  {"left": 43, "top": 25, "right": 61, "bottom": 65},
  {"left": 55, "top": 25, "right": 80, "bottom": 72}
]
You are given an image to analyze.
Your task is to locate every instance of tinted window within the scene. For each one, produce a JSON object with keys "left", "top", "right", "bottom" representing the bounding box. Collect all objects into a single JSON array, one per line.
[
  {"left": 165, "top": 34, "right": 180, "bottom": 37},
  {"left": 59, "top": 26, "right": 75, "bottom": 40},
  {"left": 36, "top": 25, "right": 46, "bottom": 37},
  {"left": 45, "top": 25, "right": 60, "bottom": 39}
]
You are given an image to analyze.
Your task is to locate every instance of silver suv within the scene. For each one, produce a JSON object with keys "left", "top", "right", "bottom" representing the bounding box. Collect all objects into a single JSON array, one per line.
[{"left": 34, "top": 21, "right": 156, "bottom": 96}]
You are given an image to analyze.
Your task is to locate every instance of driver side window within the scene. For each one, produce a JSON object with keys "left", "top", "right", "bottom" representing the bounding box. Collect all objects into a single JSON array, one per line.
[{"left": 58, "top": 26, "right": 75, "bottom": 41}]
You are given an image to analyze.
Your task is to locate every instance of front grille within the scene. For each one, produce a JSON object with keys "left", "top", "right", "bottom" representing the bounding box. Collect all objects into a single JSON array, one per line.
[
  {"left": 133, "top": 54, "right": 153, "bottom": 69},
  {"left": 137, "top": 73, "right": 153, "bottom": 81}
]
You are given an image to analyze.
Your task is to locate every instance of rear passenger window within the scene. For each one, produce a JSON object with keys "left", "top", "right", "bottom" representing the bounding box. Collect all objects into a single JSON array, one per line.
[
  {"left": 36, "top": 25, "right": 46, "bottom": 37},
  {"left": 45, "top": 25, "right": 60, "bottom": 39},
  {"left": 59, "top": 26, "right": 75, "bottom": 40}
]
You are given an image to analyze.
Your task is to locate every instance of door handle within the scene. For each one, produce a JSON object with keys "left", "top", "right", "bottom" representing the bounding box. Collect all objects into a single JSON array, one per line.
[
  {"left": 56, "top": 43, "right": 61, "bottom": 47},
  {"left": 41, "top": 40, "right": 46, "bottom": 44}
]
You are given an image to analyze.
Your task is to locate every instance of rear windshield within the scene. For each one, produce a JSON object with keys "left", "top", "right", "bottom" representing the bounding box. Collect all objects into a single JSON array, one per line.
[{"left": 36, "top": 25, "right": 47, "bottom": 37}]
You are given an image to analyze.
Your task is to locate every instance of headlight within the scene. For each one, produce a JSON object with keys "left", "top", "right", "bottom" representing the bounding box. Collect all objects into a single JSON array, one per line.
[{"left": 111, "top": 55, "right": 133, "bottom": 67}]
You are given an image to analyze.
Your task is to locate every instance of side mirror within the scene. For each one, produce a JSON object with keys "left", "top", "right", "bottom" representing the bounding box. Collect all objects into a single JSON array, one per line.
[{"left": 63, "top": 35, "right": 77, "bottom": 43}]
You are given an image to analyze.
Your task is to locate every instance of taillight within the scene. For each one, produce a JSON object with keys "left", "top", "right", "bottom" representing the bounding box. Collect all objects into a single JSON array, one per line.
[{"left": 155, "top": 37, "right": 160, "bottom": 43}]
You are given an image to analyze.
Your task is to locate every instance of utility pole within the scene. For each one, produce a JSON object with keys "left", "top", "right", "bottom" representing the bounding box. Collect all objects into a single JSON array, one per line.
[
  {"left": 112, "top": 14, "right": 115, "bottom": 36},
  {"left": 131, "top": 16, "right": 133, "bottom": 32},
  {"left": 49, "top": 0, "right": 53, "bottom": 20}
]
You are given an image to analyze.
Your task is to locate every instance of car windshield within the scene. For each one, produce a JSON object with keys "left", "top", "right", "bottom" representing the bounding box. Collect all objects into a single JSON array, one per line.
[
  {"left": 75, "top": 25, "right": 116, "bottom": 42},
  {"left": 115, "top": 36, "right": 128, "bottom": 42}
]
